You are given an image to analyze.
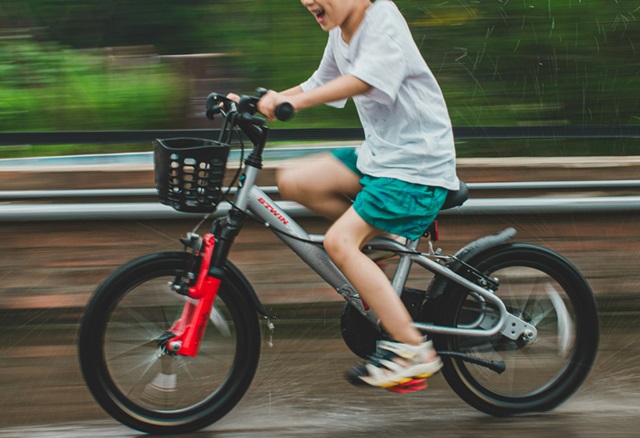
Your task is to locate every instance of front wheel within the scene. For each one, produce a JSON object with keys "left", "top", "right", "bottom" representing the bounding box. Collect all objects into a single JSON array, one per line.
[
  {"left": 78, "top": 252, "right": 261, "bottom": 434},
  {"left": 437, "top": 243, "right": 599, "bottom": 416}
]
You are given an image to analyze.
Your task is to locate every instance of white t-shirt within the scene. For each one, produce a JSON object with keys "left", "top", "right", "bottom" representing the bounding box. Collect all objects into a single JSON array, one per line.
[{"left": 300, "top": 0, "right": 459, "bottom": 191}]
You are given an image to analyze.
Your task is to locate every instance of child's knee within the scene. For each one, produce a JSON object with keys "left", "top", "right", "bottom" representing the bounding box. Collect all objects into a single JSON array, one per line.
[
  {"left": 275, "top": 167, "right": 300, "bottom": 200},
  {"left": 323, "top": 229, "right": 340, "bottom": 259},
  {"left": 323, "top": 228, "right": 352, "bottom": 266}
]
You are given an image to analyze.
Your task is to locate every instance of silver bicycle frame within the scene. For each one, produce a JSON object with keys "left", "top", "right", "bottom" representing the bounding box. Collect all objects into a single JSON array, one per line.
[{"left": 233, "top": 165, "right": 535, "bottom": 340}]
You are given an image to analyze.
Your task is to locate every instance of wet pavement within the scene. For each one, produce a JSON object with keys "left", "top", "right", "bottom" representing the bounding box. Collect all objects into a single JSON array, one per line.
[{"left": 0, "top": 303, "right": 639, "bottom": 437}]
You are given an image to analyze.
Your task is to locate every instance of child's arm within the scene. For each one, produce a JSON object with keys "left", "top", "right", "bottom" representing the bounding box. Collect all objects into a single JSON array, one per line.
[
  {"left": 293, "top": 75, "right": 371, "bottom": 110},
  {"left": 259, "top": 75, "right": 371, "bottom": 120},
  {"left": 281, "top": 85, "right": 303, "bottom": 96}
]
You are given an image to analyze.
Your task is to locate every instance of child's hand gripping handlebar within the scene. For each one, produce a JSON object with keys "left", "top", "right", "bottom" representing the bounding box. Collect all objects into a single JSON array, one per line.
[{"left": 205, "top": 89, "right": 294, "bottom": 123}]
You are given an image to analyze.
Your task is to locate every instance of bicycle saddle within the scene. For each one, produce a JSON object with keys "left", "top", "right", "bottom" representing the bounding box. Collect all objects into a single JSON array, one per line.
[{"left": 441, "top": 180, "right": 469, "bottom": 210}]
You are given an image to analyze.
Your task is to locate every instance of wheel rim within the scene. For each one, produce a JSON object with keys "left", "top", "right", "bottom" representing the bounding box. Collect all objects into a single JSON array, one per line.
[{"left": 102, "top": 273, "right": 238, "bottom": 413}]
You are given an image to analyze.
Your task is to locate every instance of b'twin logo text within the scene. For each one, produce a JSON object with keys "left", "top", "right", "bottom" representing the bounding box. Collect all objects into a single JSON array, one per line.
[{"left": 258, "top": 198, "right": 289, "bottom": 225}]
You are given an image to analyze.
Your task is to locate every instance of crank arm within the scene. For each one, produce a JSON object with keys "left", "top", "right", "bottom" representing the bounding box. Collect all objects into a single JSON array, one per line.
[{"left": 439, "top": 350, "right": 506, "bottom": 374}]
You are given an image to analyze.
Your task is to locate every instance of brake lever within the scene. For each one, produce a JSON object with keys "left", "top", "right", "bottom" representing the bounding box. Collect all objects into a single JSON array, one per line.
[
  {"left": 205, "top": 92, "right": 225, "bottom": 110},
  {"left": 239, "top": 112, "right": 265, "bottom": 126},
  {"left": 206, "top": 105, "right": 222, "bottom": 120},
  {"left": 238, "top": 95, "right": 259, "bottom": 115},
  {"left": 206, "top": 93, "right": 240, "bottom": 120},
  {"left": 205, "top": 93, "right": 223, "bottom": 119}
]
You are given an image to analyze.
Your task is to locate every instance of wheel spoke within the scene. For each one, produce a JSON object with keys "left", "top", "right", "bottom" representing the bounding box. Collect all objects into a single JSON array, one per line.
[
  {"left": 210, "top": 306, "right": 232, "bottom": 337},
  {"left": 104, "top": 338, "right": 158, "bottom": 363},
  {"left": 124, "top": 353, "right": 163, "bottom": 398},
  {"left": 545, "top": 283, "right": 574, "bottom": 356}
]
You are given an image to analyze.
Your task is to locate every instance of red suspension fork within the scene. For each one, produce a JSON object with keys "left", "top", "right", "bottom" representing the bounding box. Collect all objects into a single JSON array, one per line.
[{"left": 166, "top": 233, "right": 220, "bottom": 357}]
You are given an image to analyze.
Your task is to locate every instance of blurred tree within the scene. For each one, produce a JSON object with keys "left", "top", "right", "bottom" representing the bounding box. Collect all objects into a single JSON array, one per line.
[
  {"left": 0, "top": 0, "right": 638, "bottom": 132},
  {"left": 397, "top": 0, "right": 640, "bottom": 126},
  {"left": 2, "top": 0, "right": 207, "bottom": 52},
  {"left": 0, "top": 37, "right": 186, "bottom": 132}
]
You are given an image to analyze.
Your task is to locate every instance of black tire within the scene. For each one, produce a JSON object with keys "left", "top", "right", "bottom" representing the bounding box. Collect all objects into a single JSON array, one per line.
[
  {"left": 78, "top": 251, "right": 261, "bottom": 434},
  {"left": 436, "top": 243, "right": 599, "bottom": 416}
]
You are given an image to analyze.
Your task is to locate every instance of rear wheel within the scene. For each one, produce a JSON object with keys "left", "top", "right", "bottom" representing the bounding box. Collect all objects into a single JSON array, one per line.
[
  {"left": 437, "top": 243, "right": 599, "bottom": 416},
  {"left": 78, "top": 252, "right": 261, "bottom": 434}
]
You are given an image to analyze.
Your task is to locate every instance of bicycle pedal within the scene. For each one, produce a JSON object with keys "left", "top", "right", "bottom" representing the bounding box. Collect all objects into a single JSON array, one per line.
[{"left": 385, "top": 378, "right": 428, "bottom": 393}]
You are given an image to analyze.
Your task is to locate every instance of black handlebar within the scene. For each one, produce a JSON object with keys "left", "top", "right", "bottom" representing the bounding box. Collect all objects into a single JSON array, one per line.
[
  {"left": 274, "top": 102, "right": 294, "bottom": 122},
  {"left": 205, "top": 89, "right": 295, "bottom": 124}
]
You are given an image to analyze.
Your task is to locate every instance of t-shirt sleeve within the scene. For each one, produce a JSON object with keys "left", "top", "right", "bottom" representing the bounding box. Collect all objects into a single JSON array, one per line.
[
  {"left": 350, "top": 15, "right": 408, "bottom": 105},
  {"left": 300, "top": 38, "right": 348, "bottom": 108}
]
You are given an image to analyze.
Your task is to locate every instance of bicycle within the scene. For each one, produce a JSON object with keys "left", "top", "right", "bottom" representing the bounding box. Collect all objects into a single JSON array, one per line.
[{"left": 78, "top": 90, "right": 600, "bottom": 435}]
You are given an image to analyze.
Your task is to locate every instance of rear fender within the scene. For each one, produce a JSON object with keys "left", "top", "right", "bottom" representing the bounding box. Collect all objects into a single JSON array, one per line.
[{"left": 426, "top": 227, "right": 517, "bottom": 299}]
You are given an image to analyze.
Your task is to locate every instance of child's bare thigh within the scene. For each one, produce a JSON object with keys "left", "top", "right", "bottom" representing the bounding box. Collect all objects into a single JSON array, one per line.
[{"left": 277, "top": 152, "right": 361, "bottom": 196}]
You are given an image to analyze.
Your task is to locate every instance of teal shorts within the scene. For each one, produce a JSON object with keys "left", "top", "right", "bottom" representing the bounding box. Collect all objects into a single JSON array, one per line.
[{"left": 331, "top": 148, "right": 449, "bottom": 240}]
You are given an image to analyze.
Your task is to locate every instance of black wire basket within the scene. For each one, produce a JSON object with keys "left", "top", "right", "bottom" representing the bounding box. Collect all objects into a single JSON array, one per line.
[{"left": 153, "top": 137, "right": 231, "bottom": 213}]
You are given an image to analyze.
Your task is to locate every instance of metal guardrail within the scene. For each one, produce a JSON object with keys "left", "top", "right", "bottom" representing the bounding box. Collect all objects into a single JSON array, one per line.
[
  {"left": 1, "top": 180, "right": 640, "bottom": 221},
  {"left": 2, "top": 180, "right": 640, "bottom": 200},
  {"left": 1, "top": 196, "right": 640, "bottom": 222}
]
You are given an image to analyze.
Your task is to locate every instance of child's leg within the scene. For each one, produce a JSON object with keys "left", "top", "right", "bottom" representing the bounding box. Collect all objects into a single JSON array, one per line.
[
  {"left": 325, "top": 207, "right": 441, "bottom": 389},
  {"left": 324, "top": 207, "right": 423, "bottom": 346},
  {"left": 276, "top": 153, "right": 361, "bottom": 221}
]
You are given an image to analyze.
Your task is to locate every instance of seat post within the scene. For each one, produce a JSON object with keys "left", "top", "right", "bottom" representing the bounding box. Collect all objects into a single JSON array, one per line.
[{"left": 391, "top": 237, "right": 420, "bottom": 295}]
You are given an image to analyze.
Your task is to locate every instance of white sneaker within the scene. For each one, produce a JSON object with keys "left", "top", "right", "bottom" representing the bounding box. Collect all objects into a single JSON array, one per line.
[{"left": 346, "top": 340, "right": 442, "bottom": 389}]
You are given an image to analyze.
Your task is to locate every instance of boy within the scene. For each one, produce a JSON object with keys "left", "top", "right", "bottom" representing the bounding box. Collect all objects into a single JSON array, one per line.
[{"left": 258, "top": 0, "right": 459, "bottom": 390}]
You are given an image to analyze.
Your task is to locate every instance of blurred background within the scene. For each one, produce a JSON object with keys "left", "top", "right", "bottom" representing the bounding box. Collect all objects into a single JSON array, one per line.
[{"left": 0, "top": 0, "right": 639, "bottom": 156}]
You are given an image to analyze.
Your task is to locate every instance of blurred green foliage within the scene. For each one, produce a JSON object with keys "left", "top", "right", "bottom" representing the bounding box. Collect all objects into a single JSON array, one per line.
[
  {"left": 0, "top": 0, "right": 639, "bottom": 156},
  {"left": 408, "top": 0, "right": 640, "bottom": 127},
  {"left": 0, "top": 38, "right": 186, "bottom": 131}
]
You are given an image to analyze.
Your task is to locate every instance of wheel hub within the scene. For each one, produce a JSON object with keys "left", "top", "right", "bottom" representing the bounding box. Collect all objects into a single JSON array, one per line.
[{"left": 157, "top": 331, "right": 178, "bottom": 356}]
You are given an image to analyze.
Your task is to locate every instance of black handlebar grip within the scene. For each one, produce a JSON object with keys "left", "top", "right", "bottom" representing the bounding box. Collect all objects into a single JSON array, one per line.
[
  {"left": 206, "top": 92, "right": 223, "bottom": 111},
  {"left": 275, "top": 102, "right": 294, "bottom": 122}
]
